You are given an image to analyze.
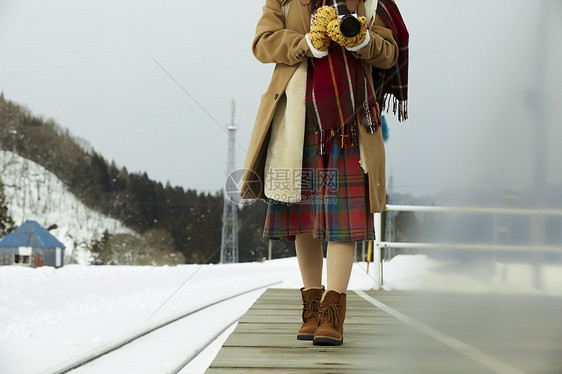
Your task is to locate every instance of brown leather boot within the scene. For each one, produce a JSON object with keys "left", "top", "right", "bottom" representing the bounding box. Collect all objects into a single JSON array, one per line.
[
  {"left": 297, "top": 286, "right": 324, "bottom": 340},
  {"left": 313, "top": 290, "right": 346, "bottom": 346}
]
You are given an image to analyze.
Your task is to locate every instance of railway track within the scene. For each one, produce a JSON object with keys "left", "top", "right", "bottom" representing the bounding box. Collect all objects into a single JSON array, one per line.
[{"left": 41, "top": 281, "right": 282, "bottom": 374}]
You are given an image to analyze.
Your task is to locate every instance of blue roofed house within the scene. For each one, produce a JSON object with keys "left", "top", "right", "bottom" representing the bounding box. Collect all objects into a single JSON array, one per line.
[{"left": 0, "top": 220, "right": 65, "bottom": 268}]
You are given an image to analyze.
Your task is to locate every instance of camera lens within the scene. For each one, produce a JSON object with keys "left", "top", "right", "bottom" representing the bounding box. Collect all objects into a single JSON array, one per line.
[{"left": 340, "top": 15, "right": 361, "bottom": 37}]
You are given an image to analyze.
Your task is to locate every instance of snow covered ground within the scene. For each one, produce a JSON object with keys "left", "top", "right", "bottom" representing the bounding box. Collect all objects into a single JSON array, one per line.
[
  {"left": 1, "top": 255, "right": 560, "bottom": 373},
  {"left": 0, "top": 150, "right": 134, "bottom": 264}
]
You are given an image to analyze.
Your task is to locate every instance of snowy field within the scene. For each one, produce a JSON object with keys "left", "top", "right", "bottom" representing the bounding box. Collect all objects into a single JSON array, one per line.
[{"left": 1, "top": 255, "right": 561, "bottom": 373}]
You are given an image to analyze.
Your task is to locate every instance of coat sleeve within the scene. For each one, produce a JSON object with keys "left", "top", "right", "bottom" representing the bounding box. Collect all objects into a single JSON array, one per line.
[
  {"left": 351, "top": 16, "right": 398, "bottom": 69},
  {"left": 252, "top": 0, "right": 312, "bottom": 65}
]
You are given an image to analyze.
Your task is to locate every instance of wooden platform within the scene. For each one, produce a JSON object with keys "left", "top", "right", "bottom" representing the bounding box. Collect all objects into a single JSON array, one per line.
[{"left": 206, "top": 288, "right": 562, "bottom": 373}]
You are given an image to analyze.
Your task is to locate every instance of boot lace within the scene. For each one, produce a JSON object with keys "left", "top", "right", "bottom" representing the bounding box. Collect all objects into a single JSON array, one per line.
[
  {"left": 319, "top": 303, "right": 341, "bottom": 329},
  {"left": 302, "top": 296, "right": 320, "bottom": 321}
]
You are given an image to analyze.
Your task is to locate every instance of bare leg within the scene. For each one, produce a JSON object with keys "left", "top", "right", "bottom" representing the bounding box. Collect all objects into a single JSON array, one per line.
[
  {"left": 326, "top": 241, "right": 355, "bottom": 294},
  {"left": 295, "top": 233, "right": 324, "bottom": 289}
]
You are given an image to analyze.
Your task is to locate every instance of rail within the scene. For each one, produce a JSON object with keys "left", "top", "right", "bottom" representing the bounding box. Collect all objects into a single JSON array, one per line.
[
  {"left": 41, "top": 280, "right": 282, "bottom": 374},
  {"left": 370, "top": 204, "right": 562, "bottom": 289}
]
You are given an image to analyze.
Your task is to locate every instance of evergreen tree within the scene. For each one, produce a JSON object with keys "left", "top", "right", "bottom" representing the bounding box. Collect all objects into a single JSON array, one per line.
[
  {"left": 0, "top": 94, "right": 277, "bottom": 264},
  {"left": 0, "top": 179, "right": 15, "bottom": 237}
]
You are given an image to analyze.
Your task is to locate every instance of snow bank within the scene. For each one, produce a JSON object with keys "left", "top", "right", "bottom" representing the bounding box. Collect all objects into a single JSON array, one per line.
[{"left": 382, "top": 254, "right": 562, "bottom": 296}]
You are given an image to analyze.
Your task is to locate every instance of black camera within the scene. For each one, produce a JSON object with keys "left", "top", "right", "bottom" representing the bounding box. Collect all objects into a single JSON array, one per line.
[{"left": 340, "top": 15, "right": 361, "bottom": 37}]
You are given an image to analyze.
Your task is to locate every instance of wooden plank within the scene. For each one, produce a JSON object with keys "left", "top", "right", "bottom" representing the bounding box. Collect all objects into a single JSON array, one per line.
[
  {"left": 221, "top": 330, "right": 435, "bottom": 350},
  {"left": 207, "top": 346, "right": 485, "bottom": 373},
  {"left": 208, "top": 346, "right": 378, "bottom": 370},
  {"left": 239, "top": 311, "right": 385, "bottom": 323},
  {"left": 231, "top": 322, "right": 397, "bottom": 335},
  {"left": 206, "top": 366, "right": 381, "bottom": 373}
]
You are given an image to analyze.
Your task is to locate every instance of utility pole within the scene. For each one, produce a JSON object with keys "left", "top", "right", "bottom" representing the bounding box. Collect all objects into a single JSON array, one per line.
[
  {"left": 530, "top": 0, "right": 549, "bottom": 289},
  {"left": 384, "top": 170, "right": 396, "bottom": 261},
  {"left": 220, "top": 100, "right": 239, "bottom": 264}
]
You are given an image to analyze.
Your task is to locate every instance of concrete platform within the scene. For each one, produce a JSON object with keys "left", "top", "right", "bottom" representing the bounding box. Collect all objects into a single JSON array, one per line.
[{"left": 206, "top": 288, "right": 562, "bottom": 373}]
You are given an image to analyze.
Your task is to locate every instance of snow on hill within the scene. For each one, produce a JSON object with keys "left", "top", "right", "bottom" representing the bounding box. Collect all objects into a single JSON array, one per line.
[{"left": 0, "top": 150, "right": 134, "bottom": 264}]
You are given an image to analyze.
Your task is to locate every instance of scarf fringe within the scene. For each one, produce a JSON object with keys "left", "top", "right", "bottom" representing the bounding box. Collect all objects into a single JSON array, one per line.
[
  {"left": 373, "top": 0, "right": 409, "bottom": 124},
  {"left": 398, "top": 100, "right": 408, "bottom": 121},
  {"left": 382, "top": 93, "right": 408, "bottom": 122},
  {"left": 315, "top": 122, "right": 363, "bottom": 155}
]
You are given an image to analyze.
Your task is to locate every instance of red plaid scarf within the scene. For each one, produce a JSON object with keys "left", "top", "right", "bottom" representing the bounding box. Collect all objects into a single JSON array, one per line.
[
  {"left": 373, "top": 0, "right": 409, "bottom": 121},
  {"left": 305, "top": 0, "right": 378, "bottom": 156},
  {"left": 305, "top": 0, "right": 409, "bottom": 155}
]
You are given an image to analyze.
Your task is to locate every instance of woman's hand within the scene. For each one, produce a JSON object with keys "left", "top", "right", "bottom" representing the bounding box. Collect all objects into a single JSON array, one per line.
[
  {"left": 326, "top": 15, "right": 371, "bottom": 51},
  {"left": 305, "top": 6, "right": 337, "bottom": 57},
  {"left": 308, "top": 6, "right": 338, "bottom": 51}
]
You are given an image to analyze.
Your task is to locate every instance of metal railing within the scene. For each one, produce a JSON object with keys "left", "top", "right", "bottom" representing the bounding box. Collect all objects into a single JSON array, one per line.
[{"left": 370, "top": 204, "right": 562, "bottom": 289}]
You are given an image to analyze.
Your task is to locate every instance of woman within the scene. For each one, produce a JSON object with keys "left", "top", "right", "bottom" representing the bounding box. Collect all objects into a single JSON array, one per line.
[{"left": 241, "top": 0, "right": 408, "bottom": 346}]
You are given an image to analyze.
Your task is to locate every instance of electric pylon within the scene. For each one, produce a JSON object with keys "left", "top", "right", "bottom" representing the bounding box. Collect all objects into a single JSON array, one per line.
[{"left": 220, "top": 100, "right": 239, "bottom": 263}]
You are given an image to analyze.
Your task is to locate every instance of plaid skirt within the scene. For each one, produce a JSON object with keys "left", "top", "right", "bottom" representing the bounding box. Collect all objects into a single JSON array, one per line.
[{"left": 262, "top": 120, "right": 375, "bottom": 242}]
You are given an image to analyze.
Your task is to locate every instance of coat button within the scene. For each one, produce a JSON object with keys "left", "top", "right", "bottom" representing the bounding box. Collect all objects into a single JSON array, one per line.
[
  {"left": 301, "top": 49, "right": 305, "bottom": 54},
  {"left": 274, "top": 94, "right": 279, "bottom": 100}
]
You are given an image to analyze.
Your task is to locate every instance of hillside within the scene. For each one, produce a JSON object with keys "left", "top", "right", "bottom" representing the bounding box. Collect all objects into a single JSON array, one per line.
[
  {"left": 0, "top": 150, "right": 134, "bottom": 264},
  {"left": 0, "top": 94, "right": 295, "bottom": 264}
]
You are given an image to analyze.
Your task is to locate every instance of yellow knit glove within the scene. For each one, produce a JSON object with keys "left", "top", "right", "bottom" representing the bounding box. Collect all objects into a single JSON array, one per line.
[
  {"left": 326, "top": 16, "right": 369, "bottom": 50},
  {"left": 307, "top": 6, "right": 338, "bottom": 51}
]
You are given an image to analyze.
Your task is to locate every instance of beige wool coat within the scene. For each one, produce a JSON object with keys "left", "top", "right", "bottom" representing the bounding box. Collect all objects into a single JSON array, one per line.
[{"left": 239, "top": 0, "right": 399, "bottom": 213}]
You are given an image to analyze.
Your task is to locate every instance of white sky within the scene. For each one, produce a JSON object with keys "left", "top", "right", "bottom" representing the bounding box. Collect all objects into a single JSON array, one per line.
[{"left": 1, "top": 0, "right": 561, "bottom": 198}]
